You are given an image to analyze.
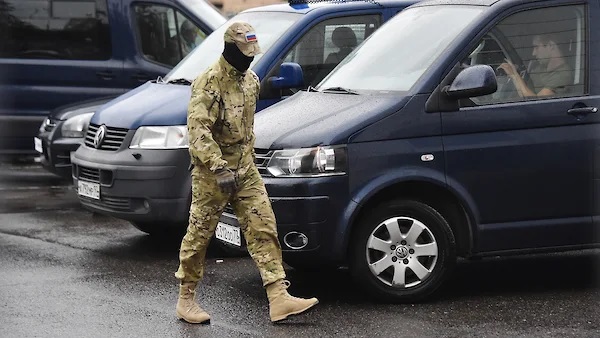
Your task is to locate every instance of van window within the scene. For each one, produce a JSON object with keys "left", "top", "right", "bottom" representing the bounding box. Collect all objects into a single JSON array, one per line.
[
  {"left": 133, "top": 4, "right": 206, "bottom": 67},
  {"left": 281, "top": 15, "right": 381, "bottom": 89},
  {"left": 463, "top": 5, "right": 586, "bottom": 105},
  {"left": 0, "top": 0, "right": 111, "bottom": 60}
]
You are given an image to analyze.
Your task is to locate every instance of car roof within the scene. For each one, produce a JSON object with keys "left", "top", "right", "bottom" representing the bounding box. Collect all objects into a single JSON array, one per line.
[
  {"left": 244, "top": 0, "right": 423, "bottom": 14},
  {"left": 411, "top": 0, "right": 563, "bottom": 8}
]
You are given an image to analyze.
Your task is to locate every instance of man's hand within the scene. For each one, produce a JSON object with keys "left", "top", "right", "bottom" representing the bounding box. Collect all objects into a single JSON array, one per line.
[
  {"left": 498, "top": 59, "right": 518, "bottom": 77},
  {"left": 215, "top": 168, "right": 237, "bottom": 194}
]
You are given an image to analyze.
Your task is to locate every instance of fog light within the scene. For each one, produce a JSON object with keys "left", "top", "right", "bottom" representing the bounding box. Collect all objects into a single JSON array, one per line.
[
  {"left": 283, "top": 232, "right": 308, "bottom": 250},
  {"left": 143, "top": 200, "right": 150, "bottom": 209}
]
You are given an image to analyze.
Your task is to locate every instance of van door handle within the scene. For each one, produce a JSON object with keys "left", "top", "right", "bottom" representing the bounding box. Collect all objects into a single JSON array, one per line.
[
  {"left": 567, "top": 106, "right": 598, "bottom": 116},
  {"left": 131, "top": 73, "right": 153, "bottom": 82},
  {"left": 96, "top": 71, "right": 115, "bottom": 80}
]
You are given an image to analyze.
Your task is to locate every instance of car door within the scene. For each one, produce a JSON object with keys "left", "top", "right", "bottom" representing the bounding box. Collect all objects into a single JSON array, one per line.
[
  {"left": 441, "top": 2, "right": 599, "bottom": 252},
  {"left": 0, "top": 0, "right": 124, "bottom": 153},
  {"left": 258, "top": 13, "right": 383, "bottom": 110}
]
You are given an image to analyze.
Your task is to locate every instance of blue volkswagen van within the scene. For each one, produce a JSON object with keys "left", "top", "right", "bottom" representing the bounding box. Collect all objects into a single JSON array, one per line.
[
  {"left": 0, "top": 0, "right": 225, "bottom": 155},
  {"left": 221, "top": 0, "right": 600, "bottom": 301},
  {"left": 71, "top": 0, "right": 420, "bottom": 234}
]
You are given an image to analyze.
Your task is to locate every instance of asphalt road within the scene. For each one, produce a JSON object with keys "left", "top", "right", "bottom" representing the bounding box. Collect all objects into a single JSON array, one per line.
[{"left": 0, "top": 162, "right": 599, "bottom": 337}]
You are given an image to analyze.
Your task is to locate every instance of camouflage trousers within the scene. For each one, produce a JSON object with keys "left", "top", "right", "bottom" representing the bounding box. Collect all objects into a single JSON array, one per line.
[{"left": 175, "top": 163, "right": 286, "bottom": 286}]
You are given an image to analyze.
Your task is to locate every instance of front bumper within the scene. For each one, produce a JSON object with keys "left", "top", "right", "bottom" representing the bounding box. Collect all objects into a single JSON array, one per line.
[
  {"left": 218, "top": 174, "right": 349, "bottom": 264},
  {"left": 38, "top": 121, "right": 82, "bottom": 179},
  {"left": 71, "top": 144, "right": 192, "bottom": 224},
  {"left": 0, "top": 115, "right": 45, "bottom": 155}
]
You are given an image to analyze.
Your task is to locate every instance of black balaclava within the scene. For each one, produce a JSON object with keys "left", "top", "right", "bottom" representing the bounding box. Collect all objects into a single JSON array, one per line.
[{"left": 223, "top": 42, "right": 254, "bottom": 73}]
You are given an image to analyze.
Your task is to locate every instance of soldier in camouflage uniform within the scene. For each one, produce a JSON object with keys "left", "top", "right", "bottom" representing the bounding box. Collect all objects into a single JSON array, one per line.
[{"left": 175, "top": 22, "right": 319, "bottom": 324}]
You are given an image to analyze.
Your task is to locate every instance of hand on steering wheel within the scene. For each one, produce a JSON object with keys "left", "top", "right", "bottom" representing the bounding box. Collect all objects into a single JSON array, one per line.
[{"left": 497, "top": 59, "right": 519, "bottom": 78}]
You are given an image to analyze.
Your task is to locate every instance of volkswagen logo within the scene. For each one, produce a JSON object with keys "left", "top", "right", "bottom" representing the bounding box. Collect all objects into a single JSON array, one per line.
[
  {"left": 94, "top": 125, "right": 107, "bottom": 149},
  {"left": 395, "top": 246, "right": 410, "bottom": 259}
]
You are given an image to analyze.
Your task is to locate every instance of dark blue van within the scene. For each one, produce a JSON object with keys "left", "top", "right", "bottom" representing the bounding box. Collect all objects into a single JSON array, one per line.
[
  {"left": 71, "top": 0, "right": 420, "bottom": 235},
  {"left": 233, "top": 0, "right": 600, "bottom": 301},
  {"left": 0, "top": 0, "right": 225, "bottom": 155}
]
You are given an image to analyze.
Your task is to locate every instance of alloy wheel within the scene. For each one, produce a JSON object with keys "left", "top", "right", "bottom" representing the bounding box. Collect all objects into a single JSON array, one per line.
[{"left": 366, "top": 216, "right": 439, "bottom": 288}]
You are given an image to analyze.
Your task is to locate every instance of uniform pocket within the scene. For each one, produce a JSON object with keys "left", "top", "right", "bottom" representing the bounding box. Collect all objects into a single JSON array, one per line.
[{"left": 218, "top": 92, "right": 245, "bottom": 144}]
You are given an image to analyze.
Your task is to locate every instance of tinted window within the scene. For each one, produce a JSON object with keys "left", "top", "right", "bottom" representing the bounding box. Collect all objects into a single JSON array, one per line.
[
  {"left": 133, "top": 4, "right": 206, "bottom": 67},
  {"left": 281, "top": 15, "right": 381, "bottom": 89},
  {"left": 0, "top": 0, "right": 111, "bottom": 60},
  {"left": 464, "top": 5, "right": 586, "bottom": 105}
]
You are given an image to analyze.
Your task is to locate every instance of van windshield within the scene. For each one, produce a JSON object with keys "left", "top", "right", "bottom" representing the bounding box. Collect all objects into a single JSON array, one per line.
[
  {"left": 165, "top": 12, "right": 301, "bottom": 82},
  {"left": 317, "top": 6, "right": 485, "bottom": 93}
]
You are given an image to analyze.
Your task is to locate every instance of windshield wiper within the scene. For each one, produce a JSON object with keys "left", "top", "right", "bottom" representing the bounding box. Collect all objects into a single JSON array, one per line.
[
  {"left": 166, "top": 78, "right": 192, "bottom": 85},
  {"left": 306, "top": 86, "right": 320, "bottom": 92},
  {"left": 322, "top": 87, "right": 358, "bottom": 95}
]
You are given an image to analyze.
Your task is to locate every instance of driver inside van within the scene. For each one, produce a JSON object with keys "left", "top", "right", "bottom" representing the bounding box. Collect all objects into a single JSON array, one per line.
[
  {"left": 498, "top": 33, "right": 573, "bottom": 98},
  {"left": 180, "top": 20, "right": 198, "bottom": 56}
]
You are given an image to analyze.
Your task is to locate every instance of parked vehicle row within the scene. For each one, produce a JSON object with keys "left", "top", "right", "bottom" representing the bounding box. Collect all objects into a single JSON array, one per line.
[
  {"left": 70, "top": 0, "right": 420, "bottom": 233},
  {"left": 35, "top": 0, "right": 600, "bottom": 302},
  {"left": 0, "top": 0, "right": 225, "bottom": 155}
]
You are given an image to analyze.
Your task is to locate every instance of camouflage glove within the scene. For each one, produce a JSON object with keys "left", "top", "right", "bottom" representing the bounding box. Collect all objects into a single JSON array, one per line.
[{"left": 215, "top": 168, "right": 237, "bottom": 194}]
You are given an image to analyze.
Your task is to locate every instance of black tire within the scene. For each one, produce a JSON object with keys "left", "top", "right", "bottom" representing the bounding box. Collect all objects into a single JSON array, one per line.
[{"left": 350, "top": 200, "right": 456, "bottom": 302}]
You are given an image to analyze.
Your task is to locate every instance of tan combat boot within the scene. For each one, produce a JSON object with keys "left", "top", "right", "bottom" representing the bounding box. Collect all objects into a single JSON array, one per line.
[
  {"left": 266, "top": 279, "right": 319, "bottom": 322},
  {"left": 176, "top": 282, "right": 211, "bottom": 324}
]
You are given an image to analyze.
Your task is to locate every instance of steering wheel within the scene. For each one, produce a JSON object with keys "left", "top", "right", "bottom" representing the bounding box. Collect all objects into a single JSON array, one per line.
[{"left": 493, "top": 62, "right": 534, "bottom": 101}]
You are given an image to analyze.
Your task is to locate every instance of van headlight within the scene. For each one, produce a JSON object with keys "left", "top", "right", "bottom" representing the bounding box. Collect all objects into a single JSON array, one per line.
[
  {"left": 267, "top": 145, "right": 347, "bottom": 177},
  {"left": 129, "top": 126, "right": 189, "bottom": 149},
  {"left": 61, "top": 113, "right": 94, "bottom": 138}
]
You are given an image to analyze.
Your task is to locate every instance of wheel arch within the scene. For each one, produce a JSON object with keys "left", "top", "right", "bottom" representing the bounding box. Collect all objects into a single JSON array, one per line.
[{"left": 336, "top": 171, "right": 479, "bottom": 262}]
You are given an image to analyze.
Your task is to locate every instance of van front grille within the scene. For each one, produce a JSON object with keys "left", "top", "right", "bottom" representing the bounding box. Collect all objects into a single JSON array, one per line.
[{"left": 84, "top": 123, "right": 128, "bottom": 151}]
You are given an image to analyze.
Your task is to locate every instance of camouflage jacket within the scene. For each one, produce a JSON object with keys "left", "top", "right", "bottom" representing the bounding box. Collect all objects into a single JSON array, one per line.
[{"left": 187, "top": 56, "right": 259, "bottom": 173}]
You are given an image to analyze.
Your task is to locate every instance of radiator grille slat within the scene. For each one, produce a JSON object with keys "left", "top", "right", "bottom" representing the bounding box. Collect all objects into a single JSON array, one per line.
[
  {"left": 254, "top": 148, "right": 273, "bottom": 177},
  {"left": 80, "top": 196, "right": 131, "bottom": 211},
  {"left": 102, "top": 196, "right": 131, "bottom": 210},
  {"left": 78, "top": 166, "right": 100, "bottom": 183}
]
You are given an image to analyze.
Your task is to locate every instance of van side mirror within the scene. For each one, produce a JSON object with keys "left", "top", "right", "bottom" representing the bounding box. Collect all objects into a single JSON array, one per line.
[
  {"left": 443, "top": 65, "right": 497, "bottom": 99},
  {"left": 268, "top": 62, "right": 304, "bottom": 89}
]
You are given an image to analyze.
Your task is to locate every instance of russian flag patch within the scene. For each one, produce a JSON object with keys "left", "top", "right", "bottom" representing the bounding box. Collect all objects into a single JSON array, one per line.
[{"left": 245, "top": 33, "right": 257, "bottom": 42}]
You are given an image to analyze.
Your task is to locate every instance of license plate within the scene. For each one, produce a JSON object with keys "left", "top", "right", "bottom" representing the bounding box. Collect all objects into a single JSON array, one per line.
[
  {"left": 215, "top": 222, "right": 241, "bottom": 246},
  {"left": 78, "top": 180, "right": 100, "bottom": 200},
  {"left": 34, "top": 137, "right": 42, "bottom": 153}
]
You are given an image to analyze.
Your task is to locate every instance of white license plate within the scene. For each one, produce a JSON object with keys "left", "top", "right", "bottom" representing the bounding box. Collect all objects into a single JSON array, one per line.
[
  {"left": 78, "top": 180, "right": 100, "bottom": 200},
  {"left": 215, "top": 222, "right": 241, "bottom": 246},
  {"left": 34, "top": 137, "right": 42, "bottom": 153}
]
